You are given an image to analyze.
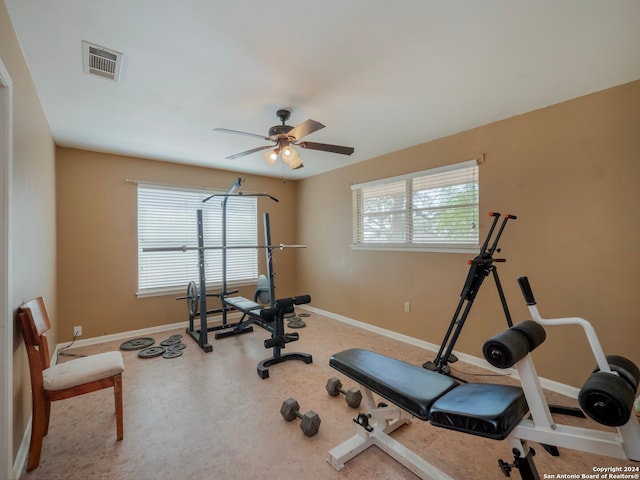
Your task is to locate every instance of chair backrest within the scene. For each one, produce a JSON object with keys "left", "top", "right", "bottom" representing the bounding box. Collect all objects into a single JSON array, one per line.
[{"left": 18, "top": 297, "right": 53, "bottom": 377}]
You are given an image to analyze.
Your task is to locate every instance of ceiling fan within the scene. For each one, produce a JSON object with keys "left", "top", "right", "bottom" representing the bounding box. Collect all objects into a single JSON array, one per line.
[{"left": 213, "top": 109, "right": 354, "bottom": 170}]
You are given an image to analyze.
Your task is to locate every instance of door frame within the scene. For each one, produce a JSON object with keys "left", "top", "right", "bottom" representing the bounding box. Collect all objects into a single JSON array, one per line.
[{"left": 0, "top": 57, "right": 15, "bottom": 479}]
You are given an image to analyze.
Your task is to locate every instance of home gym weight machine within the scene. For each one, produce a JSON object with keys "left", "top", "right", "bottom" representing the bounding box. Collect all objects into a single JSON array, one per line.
[
  {"left": 326, "top": 276, "right": 640, "bottom": 480},
  {"left": 423, "top": 211, "right": 516, "bottom": 375},
  {"left": 145, "top": 178, "right": 312, "bottom": 378}
]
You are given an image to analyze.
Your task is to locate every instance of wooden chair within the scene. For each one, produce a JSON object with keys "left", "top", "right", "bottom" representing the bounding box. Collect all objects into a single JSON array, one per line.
[{"left": 18, "top": 297, "right": 124, "bottom": 471}]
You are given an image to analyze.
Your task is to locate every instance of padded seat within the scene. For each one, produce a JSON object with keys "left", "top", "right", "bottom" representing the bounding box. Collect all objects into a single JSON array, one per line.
[
  {"left": 224, "top": 296, "right": 262, "bottom": 316},
  {"left": 43, "top": 351, "right": 124, "bottom": 391},
  {"left": 330, "top": 348, "right": 459, "bottom": 420},
  {"left": 429, "top": 382, "right": 528, "bottom": 440}
]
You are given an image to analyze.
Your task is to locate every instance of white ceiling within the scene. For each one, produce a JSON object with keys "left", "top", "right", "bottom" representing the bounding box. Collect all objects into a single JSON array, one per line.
[{"left": 6, "top": 1, "right": 640, "bottom": 180}]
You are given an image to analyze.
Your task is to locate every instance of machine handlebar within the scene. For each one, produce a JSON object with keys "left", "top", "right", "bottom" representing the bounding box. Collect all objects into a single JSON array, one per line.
[
  {"left": 260, "top": 295, "right": 311, "bottom": 322},
  {"left": 517, "top": 276, "right": 537, "bottom": 305}
]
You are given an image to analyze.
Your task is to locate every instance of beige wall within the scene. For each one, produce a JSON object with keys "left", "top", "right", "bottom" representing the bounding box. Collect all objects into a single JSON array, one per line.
[
  {"left": 55, "top": 148, "right": 299, "bottom": 340},
  {"left": 1, "top": 0, "right": 57, "bottom": 469},
  {"left": 297, "top": 80, "right": 640, "bottom": 388}
]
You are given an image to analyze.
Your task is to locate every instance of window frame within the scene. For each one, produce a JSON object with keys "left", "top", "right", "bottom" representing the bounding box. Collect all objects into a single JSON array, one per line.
[
  {"left": 351, "top": 159, "right": 479, "bottom": 253},
  {"left": 136, "top": 183, "right": 259, "bottom": 297}
]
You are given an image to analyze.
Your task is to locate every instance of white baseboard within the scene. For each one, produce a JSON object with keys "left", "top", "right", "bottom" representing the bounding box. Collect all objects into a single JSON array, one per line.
[
  {"left": 50, "top": 306, "right": 581, "bottom": 399},
  {"left": 52, "top": 312, "right": 244, "bottom": 362},
  {"left": 302, "top": 305, "right": 581, "bottom": 400},
  {"left": 54, "top": 320, "right": 189, "bottom": 356},
  {"left": 13, "top": 417, "right": 30, "bottom": 479}
]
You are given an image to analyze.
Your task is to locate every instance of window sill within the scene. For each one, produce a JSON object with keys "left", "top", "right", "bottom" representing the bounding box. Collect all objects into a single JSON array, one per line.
[{"left": 350, "top": 244, "right": 479, "bottom": 254}]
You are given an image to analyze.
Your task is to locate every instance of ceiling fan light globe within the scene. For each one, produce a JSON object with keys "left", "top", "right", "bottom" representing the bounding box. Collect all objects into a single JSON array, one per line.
[
  {"left": 289, "top": 157, "right": 303, "bottom": 169},
  {"left": 288, "top": 149, "right": 302, "bottom": 169},
  {"left": 262, "top": 149, "right": 278, "bottom": 165}
]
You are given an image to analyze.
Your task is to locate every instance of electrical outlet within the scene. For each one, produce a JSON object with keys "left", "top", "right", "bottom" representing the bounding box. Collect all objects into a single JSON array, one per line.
[
  {"left": 404, "top": 302, "right": 411, "bottom": 313},
  {"left": 73, "top": 326, "right": 82, "bottom": 337}
]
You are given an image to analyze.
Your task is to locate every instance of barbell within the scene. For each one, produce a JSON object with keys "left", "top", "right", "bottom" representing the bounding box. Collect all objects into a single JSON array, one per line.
[{"left": 143, "top": 244, "right": 306, "bottom": 253}]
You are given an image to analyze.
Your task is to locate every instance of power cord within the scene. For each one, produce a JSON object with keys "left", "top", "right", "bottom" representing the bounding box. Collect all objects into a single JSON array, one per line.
[
  {"left": 56, "top": 332, "right": 86, "bottom": 361},
  {"left": 449, "top": 364, "right": 512, "bottom": 378}
]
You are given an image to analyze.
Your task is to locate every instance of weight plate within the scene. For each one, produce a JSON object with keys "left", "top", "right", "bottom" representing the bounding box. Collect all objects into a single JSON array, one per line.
[
  {"left": 168, "top": 343, "right": 186, "bottom": 351},
  {"left": 187, "top": 281, "right": 198, "bottom": 317},
  {"left": 163, "top": 349, "right": 183, "bottom": 359},
  {"left": 120, "top": 337, "right": 155, "bottom": 351},
  {"left": 138, "top": 346, "right": 166, "bottom": 358},
  {"left": 169, "top": 334, "right": 183, "bottom": 341},
  {"left": 298, "top": 313, "right": 310, "bottom": 318},
  {"left": 160, "top": 337, "right": 181, "bottom": 347},
  {"left": 287, "top": 318, "right": 306, "bottom": 329}
]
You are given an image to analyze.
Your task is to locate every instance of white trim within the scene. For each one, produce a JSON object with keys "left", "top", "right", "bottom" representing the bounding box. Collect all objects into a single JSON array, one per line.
[
  {"left": 54, "top": 321, "right": 189, "bottom": 355},
  {"left": 51, "top": 311, "right": 243, "bottom": 359},
  {"left": 302, "top": 305, "right": 581, "bottom": 399},
  {"left": 350, "top": 159, "right": 477, "bottom": 190},
  {"left": 52, "top": 304, "right": 579, "bottom": 396},
  {"left": 49, "top": 304, "right": 582, "bottom": 399},
  {"left": 350, "top": 244, "right": 479, "bottom": 254},
  {"left": 0, "top": 58, "right": 15, "bottom": 480},
  {"left": 13, "top": 418, "right": 29, "bottom": 480}
]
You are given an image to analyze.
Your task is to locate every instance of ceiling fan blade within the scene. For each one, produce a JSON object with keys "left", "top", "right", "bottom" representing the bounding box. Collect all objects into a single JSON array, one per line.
[
  {"left": 287, "top": 119, "right": 325, "bottom": 141},
  {"left": 213, "top": 128, "right": 271, "bottom": 141},
  {"left": 226, "top": 145, "right": 274, "bottom": 160},
  {"left": 298, "top": 141, "right": 355, "bottom": 156}
]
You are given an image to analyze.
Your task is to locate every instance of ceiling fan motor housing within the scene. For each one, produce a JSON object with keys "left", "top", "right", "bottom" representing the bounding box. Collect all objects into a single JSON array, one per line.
[
  {"left": 269, "top": 124, "right": 294, "bottom": 137},
  {"left": 270, "top": 109, "right": 293, "bottom": 137}
]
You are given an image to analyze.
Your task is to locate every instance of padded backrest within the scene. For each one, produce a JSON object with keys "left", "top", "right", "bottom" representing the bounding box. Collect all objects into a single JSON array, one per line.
[{"left": 254, "top": 274, "right": 271, "bottom": 305}]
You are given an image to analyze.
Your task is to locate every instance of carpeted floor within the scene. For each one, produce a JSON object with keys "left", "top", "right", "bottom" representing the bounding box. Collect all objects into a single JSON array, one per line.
[{"left": 19, "top": 309, "right": 639, "bottom": 480}]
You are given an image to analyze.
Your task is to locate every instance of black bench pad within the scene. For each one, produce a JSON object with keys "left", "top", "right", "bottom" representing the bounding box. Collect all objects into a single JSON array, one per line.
[
  {"left": 224, "top": 297, "right": 262, "bottom": 316},
  {"left": 429, "top": 382, "right": 528, "bottom": 440},
  {"left": 329, "top": 349, "right": 459, "bottom": 420}
]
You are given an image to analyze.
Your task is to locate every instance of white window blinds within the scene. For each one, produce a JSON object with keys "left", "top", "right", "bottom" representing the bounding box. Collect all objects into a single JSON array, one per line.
[
  {"left": 352, "top": 160, "right": 479, "bottom": 252},
  {"left": 137, "top": 184, "right": 258, "bottom": 294}
]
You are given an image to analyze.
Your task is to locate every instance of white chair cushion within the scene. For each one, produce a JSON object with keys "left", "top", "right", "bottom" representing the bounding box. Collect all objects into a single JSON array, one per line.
[{"left": 44, "top": 351, "right": 124, "bottom": 391}]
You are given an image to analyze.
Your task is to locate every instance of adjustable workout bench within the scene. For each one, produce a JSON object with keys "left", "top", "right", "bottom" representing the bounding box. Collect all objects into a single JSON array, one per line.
[
  {"left": 328, "top": 277, "right": 640, "bottom": 479},
  {"left": 220, "top": 294, "right": 313, "bottom": 379}
]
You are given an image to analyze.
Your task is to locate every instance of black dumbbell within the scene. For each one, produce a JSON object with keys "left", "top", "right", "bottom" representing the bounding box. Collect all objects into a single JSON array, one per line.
[
  {"left": 280, "top": 398, "right": 321, "bottom": 437},
  {"left": 326, "top": 376, "right": 362, "bottom": 408}
]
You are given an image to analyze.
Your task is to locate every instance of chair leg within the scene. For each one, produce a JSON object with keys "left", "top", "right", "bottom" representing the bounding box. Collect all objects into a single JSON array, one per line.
[
  {"left": 44, "top": 399, "right": 51, "bottom": 436},
  {"left": 114, "top": 374, "right": 123, "bottom": 441},
  {"left": 27, "top": 396, "right": 47, "bottom": 472}
]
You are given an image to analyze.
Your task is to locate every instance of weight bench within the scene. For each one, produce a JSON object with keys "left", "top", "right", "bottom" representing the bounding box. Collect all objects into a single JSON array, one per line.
[
  {"left": 220, "top": 295, "right": 313, "bottom": 379},
  {"left": 221, "top": 296, "right": 268, "bottom": 329},
  {"left": 328, "top": 349, "right": 529, "bottom": 479},
  {"left": 327, "top": 277, "right": 640, "bottom": 479}
]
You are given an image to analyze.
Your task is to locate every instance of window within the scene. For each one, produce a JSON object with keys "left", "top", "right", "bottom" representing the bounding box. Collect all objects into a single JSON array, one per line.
[
  {"left": 351, "top": 160, "right": 479, "bottom": 252},
  {"left": 137, "top": 184, "right": 258, "bottom": 295}
]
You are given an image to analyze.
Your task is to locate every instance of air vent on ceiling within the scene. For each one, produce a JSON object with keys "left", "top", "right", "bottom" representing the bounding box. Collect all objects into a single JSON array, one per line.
[{"left": 82, "top": 41, "right": 123, "bottom": 82}]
